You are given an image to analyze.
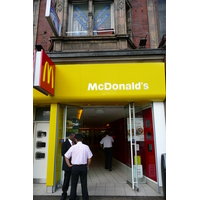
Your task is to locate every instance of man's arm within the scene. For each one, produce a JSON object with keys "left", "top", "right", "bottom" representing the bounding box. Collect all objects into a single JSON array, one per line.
[
  {"left": 87, "top": 158, "right": 92, "bottom": 168},
  {"left": 65, "top": 157, "right": 73, "bottom": 167},
  {"left": 100, "top": 138, "right": 104, "bottom": 148}
]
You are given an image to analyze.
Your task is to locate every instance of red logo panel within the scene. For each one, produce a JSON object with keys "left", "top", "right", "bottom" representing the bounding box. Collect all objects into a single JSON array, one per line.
[{"left": 39, "top": 50, "right": 55, "bottom": 96}]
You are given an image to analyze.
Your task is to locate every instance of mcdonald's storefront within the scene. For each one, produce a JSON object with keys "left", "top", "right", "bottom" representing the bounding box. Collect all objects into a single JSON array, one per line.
[{"left": 33, "top": 49, "right": 166, "bottom": 193}]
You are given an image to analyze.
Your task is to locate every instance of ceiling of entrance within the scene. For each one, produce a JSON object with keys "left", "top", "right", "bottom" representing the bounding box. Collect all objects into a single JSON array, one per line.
[{"left": 77, "top": 106, "right": 125, "bottom": 128}]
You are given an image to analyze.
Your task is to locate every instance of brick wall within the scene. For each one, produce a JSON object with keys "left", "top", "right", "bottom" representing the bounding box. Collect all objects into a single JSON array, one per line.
[
  {"left": 33, "top": 0, "right": 40, "bottom": 51},
  {"left": 35, "top": 0, "right": 161, "bottom": 51},
  {"left": 130, "top": 0, "right": 150, "bottom": 48},
  {"left": 36, "top": 0, "right": 54, "bottom": 51}
]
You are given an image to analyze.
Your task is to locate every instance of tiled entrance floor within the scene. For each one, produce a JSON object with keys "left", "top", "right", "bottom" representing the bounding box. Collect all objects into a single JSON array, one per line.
[{"left": 34, "top": 147, "right": 163, "bottom": 197}]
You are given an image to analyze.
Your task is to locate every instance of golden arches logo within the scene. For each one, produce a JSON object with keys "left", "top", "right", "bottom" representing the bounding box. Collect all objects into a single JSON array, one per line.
[{"left": 43, "top": 61, "right": 54, "bottom": 88}]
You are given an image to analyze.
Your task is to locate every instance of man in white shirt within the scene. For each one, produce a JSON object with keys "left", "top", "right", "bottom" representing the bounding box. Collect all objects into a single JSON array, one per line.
[
  {"left": 100, "top": 131, "right": 114, "bottom": 171},
  {"left": 65, "top": 134, "right": 93, "bottom": 200}
]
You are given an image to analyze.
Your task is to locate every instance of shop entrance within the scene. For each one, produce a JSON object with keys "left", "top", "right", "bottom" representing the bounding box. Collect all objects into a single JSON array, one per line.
[
  {"left": 62, "top": 105, "right": 125, "bottom": 183},
  {"left": 62, "top": 103, "right": 157, "bottom": 191}
]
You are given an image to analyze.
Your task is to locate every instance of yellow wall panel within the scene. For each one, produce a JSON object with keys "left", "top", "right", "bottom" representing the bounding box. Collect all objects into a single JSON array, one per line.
[
  {"left": 55, "top": 105, "right": 63, "bottom": 184},
  {"left": 46, "top": 104, "right": 58, "bottom": 186}
]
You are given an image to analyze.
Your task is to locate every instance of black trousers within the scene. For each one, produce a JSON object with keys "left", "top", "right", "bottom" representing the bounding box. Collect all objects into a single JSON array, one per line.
[
  {"left": 104, "top": 147, "right": 113, "bottom": 170},
  {"left": 69, "top": 165, "right": 88, "bottom": 200},
  {"left": 62, "top": 170, "right": 71, "bottom": 194}
]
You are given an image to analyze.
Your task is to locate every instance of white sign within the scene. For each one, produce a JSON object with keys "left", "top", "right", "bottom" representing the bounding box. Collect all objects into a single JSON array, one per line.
[
  {"left": 45, "top": 0, "right": 61, "bottom": 36},
  {"left": 132, "top": 143, "right": 139, "bottom": 151},
  {"left": 88, "top": 82, "right": 149, "bottom": 91},
  {"left": 133, "top": 165, "right": 143, "bottom": 178}
]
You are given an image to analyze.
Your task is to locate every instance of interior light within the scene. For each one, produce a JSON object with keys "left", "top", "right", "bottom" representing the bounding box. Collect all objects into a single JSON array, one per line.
[
  {"left": 77, "top": 109, "right": 83, "bottom": 120},
  {"left": 95, "top": 109, "right": 105, "bottom": 114}
]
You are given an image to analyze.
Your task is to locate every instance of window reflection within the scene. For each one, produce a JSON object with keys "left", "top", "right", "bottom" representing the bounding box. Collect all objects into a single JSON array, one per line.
[
  {"left": 35, "top": 107, "right": 50, "bottom": 121},
  {"left": 66, "top": 107, "right": 83, "bottom": 137}
]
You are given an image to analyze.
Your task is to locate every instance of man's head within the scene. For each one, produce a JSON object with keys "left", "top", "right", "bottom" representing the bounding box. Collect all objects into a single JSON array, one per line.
[
  {"left": 75, "top": 134, "right": 83, "bottom": 142},
  {"left": 105, "top": 131, "right": 109, "bottom": 135},
  {"left": 69, "top": 132, "right": 75, "bottom": 141}
]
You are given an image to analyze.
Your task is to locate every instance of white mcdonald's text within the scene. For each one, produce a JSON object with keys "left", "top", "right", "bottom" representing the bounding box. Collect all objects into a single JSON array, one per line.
[{"left": 88, "top": 82, "right": 149, "bottom": 91}]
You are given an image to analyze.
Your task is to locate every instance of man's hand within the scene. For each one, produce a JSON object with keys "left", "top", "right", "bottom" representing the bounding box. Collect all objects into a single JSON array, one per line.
[
  {"left": 65, "top": 157, "right": 73, "bottom": 167},
  {"left": 87, "top": 158, "right": 91, "bottom": 169}
]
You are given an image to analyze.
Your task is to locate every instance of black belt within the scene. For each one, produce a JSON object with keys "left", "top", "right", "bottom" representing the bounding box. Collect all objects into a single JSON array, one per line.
[{"left": 72, "top": 164, "right": 87, "bottom": 166}]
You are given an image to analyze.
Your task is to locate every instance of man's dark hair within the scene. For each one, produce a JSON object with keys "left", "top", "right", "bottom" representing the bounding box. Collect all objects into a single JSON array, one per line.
[
  {"left": 70, "top": 132, "right": 75, "bottom": 136},
  {"left": 75, "top": 134, "right": 82, "bottom": 141}
]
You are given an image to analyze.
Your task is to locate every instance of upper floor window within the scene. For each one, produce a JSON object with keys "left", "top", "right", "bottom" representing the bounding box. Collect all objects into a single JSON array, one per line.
[
  {"left": 69, "top": 4, "right": 88, "bottom": 36},
  {"left": 67, "top": 1, "right": 114, "bottom": 36},
  {"left": 35, "top": 107, "right": 50, "bottom": 121},
  {"left": 157, "top": 0, "right": 166, "bottom": 39},
  {"left": 93, "top": 2, "right": 114, "bottom": 35}
]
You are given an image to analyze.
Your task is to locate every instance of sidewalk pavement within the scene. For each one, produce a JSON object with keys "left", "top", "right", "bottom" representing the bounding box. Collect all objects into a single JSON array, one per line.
[{"left": 33, "top": 196, "right": 164, "bottom": 200}]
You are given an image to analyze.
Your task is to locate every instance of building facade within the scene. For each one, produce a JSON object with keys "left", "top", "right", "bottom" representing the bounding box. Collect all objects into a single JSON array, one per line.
[{"left": 33, "top": 0, "right": 166, "bottom": 194}]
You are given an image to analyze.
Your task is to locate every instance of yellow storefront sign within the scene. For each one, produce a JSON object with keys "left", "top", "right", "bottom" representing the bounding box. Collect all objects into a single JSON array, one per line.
[{"left": 33, "top": 62, "right": 165, "bottom": 104}]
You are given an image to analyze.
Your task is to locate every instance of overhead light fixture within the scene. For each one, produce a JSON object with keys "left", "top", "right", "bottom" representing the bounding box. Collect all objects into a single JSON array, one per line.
[{"left": 95, "top": 109, "right": 105, "bottom": 114}]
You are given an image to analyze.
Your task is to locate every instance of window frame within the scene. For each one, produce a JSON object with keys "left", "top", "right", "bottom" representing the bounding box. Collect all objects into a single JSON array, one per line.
[{"left": 67, "top": 0, "right": 115, "bottom": 36}]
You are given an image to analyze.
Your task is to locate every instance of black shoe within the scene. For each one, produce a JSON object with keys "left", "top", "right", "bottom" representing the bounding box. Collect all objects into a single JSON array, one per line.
[
  {"left": 109, "top": 169, "right": 112, "bottom": 171},
  {"left": 60, "top": 193, "right": 67, "bottom": 200},
  {"left": 75, "top": 196, "right": 79, "bottom": 200},
  {"left": 105, "top": 167, "right": 108, "bottom": 169}
]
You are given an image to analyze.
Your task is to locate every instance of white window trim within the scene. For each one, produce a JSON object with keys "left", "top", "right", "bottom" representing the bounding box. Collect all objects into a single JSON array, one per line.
[
  {"left": 68, "top": 4, "right": 73, "bottom": 36},
  {"left": 110, "top": 2, "right": 114, "bottom": 29}
]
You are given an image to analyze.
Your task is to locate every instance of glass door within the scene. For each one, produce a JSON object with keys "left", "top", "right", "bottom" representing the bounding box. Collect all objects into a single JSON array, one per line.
[
  {"left": 61, "top": 105, "right": 83, "bottom": 182},
  {"left": 124, "top": 103, "right": 139, "bottom": 190},
  {"left": 64, "top": 106, "right": 83, "bottom": 137}
]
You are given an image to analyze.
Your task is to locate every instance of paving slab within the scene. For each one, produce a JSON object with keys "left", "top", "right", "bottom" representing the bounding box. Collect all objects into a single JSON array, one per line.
[{"left": 33, "top": 196, "right": 164, "bottom": 200}]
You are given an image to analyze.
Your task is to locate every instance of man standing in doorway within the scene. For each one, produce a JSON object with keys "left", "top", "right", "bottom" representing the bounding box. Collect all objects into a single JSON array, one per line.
[
  {"left": 61, "top": 132, "right": 76, "bottom": 200},
  {"left": 65, "top": 134, "right": 93, "bottom": 200},
  {"left": 100, "top": 131, "right": 114, "bottom": 171}
]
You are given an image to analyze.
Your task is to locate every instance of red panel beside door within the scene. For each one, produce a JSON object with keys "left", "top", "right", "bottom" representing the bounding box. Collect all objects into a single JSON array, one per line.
[{"left": 143, "top": 108, "right": 157, "bottom": 182}]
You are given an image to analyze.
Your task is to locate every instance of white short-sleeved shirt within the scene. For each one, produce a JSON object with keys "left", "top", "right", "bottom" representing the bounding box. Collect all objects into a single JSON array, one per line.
[
  {"left": 65, "top": 142, "right": 93, "bottom": 165},
  {"left": 100, "top": 135, "right": 114, "bottom": 148}
]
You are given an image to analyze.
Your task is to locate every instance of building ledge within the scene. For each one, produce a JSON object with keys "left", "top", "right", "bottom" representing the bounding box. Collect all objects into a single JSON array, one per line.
[
  {"left": 49, "top": 34, "right": 137, "bottom": 52},
  {"left": 47, "top": 48, "right": 166, "bottom": 64}
]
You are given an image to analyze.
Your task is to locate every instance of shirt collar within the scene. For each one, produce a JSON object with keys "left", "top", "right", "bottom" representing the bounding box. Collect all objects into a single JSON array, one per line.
[{"left": 76, "top": 141, "right": 82, "bottom": 145}]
